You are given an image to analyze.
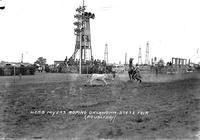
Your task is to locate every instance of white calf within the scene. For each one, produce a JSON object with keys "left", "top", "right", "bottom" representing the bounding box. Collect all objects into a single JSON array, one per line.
[{"left": 88, "top": 74, "right": 114, "bottom": 85}]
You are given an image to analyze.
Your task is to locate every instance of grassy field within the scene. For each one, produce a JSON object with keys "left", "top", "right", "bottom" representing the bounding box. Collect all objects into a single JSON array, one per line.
[{"left": 0, "top": 72, "right": 200, "bottom": 139}]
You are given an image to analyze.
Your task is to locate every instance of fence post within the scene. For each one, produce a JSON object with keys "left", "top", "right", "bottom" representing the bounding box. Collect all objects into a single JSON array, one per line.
[
  {"left": 14, "top": 66, "right": 15, "bottom": 83},
  {"left": 19, "top": 66, "right": 22, "bottom": 79}
]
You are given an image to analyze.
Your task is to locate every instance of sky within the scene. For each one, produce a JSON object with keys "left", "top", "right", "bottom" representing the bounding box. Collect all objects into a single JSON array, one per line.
[{"left": 0, "top": 0, "right": 200, "bottom": 64}]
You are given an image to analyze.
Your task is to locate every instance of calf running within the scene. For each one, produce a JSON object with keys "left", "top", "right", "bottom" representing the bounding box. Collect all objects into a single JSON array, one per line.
[{"left": 87, "top": 73, "right": 115, "bottom": 85}]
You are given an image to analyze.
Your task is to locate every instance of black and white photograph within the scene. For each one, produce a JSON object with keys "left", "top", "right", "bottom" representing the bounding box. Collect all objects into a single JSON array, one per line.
[{"left": 0, "top": 0, "right": 200, "bottom": 139}]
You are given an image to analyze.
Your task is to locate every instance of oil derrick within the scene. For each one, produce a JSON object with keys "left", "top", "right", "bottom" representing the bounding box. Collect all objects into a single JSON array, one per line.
[
  {"left": 145, "top": 42, "right": 150, "bottom": 65},
  {"left": 104, "top": 44, "right": 108, "bottom": 63},
  {"left": 125, "top": 52, "right": 127, "bottom": 65},
  {"left": 72, "top": 0, "right": 95, "bottom": 62},
  {"left": 21, "top": 53, "right": 23, "bottom": 63},
  {"left": 138, "top": 47, "right": 142, "bottom": 65}
]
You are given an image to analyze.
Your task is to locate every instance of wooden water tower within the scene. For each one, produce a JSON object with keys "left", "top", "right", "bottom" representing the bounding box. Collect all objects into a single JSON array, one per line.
[{"left": 72, "top": 0, "right": 95, "bottom": 62}]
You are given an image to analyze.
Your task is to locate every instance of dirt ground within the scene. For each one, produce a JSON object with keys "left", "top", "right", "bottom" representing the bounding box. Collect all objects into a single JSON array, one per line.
[{"left": 0, "top": 72, "right": 200, "bottom": 140}]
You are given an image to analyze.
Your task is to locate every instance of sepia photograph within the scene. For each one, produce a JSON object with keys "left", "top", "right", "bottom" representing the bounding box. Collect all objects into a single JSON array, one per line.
[{"left": 0, "top": 0, "right": 200, "bottom": 139}]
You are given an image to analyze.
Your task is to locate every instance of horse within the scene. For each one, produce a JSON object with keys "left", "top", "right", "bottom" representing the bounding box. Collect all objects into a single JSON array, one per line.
[{"left": 128, "top": 67, "right": 142, "bottom": 83}]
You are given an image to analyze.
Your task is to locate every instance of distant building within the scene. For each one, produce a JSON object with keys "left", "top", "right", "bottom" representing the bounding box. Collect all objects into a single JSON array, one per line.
[
  {"left": 54, "top": 61, "right": 64, "bottom": 66},
  {"left": 0, "top": 61, "right": 31, "bottom": 67}
]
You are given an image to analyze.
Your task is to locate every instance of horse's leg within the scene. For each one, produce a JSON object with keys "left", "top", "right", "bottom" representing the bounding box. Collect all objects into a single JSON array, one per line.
[
  {"left": 138, "top": 78, "right": 141, "bottom": 83},
  {"left": 132, "top": 74, "right": 135, "bottom": 80},
  {"left": 136, "top": 77, "right": 142, "bottom": 83},
  {"left": 131, "top": 70, "right": 135, "bottom": 80},
  {"left": 132, "top": 72, "right": 136, "bottom": 80},
  {"left": 128, "top": 71, "right": 130, "bottom": 80},
  {"left": 129, "top": 73, "right": 132, "bottom": 80},
  {"left": 137, "top": 73, "right": 142, "bottom": 83}
]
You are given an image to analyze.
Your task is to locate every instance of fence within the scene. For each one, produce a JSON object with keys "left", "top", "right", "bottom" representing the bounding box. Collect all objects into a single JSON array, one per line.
[
  {"left": 0, "top": 65, "right": 36, "bottom": 76},
  {"left": 49, "top": 64, "right": 113, "bottom": 74}
]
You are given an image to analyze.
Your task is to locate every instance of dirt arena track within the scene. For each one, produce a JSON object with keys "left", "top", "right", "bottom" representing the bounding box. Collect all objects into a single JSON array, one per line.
[{"left": 0, "top": 72, "right": 200, "bottom": 140}]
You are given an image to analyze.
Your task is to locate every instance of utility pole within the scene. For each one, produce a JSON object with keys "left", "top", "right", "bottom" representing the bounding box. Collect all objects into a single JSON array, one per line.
[
  {"left": 79, "top": 32, "right": 82, "bottom": 74},
  {"left": 21, "top": 53, "right": 23, "bottom": 63},
  {"left": 74, "top": 0, "right": 85, "bottom": 74}
]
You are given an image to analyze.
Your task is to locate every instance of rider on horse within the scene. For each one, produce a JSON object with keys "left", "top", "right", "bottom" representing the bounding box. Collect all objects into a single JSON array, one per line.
[
  {"left": 133, "top": 64, "right": 140, "bottom": 76},
  {"left": 128, "top": 58, "right": 141, "bottom": 82}
]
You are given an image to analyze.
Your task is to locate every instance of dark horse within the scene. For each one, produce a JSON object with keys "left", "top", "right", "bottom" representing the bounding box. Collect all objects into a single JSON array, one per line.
[{"left": 128, "top": 67, "right": 142, "bottom": 83}]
